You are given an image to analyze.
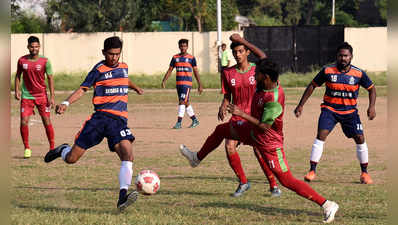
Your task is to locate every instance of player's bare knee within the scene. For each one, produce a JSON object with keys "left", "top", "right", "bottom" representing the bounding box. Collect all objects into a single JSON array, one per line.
[
  {"left": 353, "top": 135, "right": 365, "bottom": 144},
  {"left": 41, "top": 116, "right": 51, "bottom": 126},
  {"left": 316, "top": 130, "right": 329, "bottom": 141},
  {"left": 225, "top": 144, "right": 236, "bottom": 155},
  {"left": 20, "top": 117, "right": 29, "bottom": 126}
]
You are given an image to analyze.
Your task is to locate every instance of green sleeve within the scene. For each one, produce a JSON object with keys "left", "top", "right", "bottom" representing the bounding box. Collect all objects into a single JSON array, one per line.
[
  {"left": 46, "top": 59, "right": 53, "bottom": 75},
  {"left": 261, "top": 102, "right": 283, "bottom": 125}
]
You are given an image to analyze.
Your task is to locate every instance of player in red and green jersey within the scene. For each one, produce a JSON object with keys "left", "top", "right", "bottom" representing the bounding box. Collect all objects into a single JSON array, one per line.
[
  {"left": 43, "top": 37, "right": 144, "bottom": 211},
  {"left": 180, "top": 34, "right": 280, "bottom": 198},
  {"left": 162, "top": 39, "right": 203, "bottom": 129},
  {"left": 181, "top": 59, "right": 339, "bottom": 223},
  {"left": 294, "top": 42, "right": 376, "bottom": 184},
  {"left": 14, "top": 36, "right": 55, "bottom": 158}
]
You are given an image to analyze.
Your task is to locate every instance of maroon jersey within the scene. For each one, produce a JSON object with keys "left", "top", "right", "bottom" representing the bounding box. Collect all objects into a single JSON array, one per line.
[
  {"left": 16, "top": 55, "right": 53, "bottom": 99},
  {"left": 222, "top": 63, "right": 257, "bottom": 122},
  {"left": 251, "top": 83, "right": 285, "bottom": 150}
]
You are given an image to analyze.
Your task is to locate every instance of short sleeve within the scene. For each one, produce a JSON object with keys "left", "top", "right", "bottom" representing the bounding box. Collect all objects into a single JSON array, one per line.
[
  {"left": 45, "top": 59, "right": 53, "bottom": 75},
  {"left": 80, "top": 69, "right": 99, "bottom": 88},
  {"left": 312, "top": 68, "right": 327, "bottom": 87},
  {"left": 16, "top": 58, "right": 22, "bottom": 75},
  {"left": 191, "top": 57, "right": 197, "bottom": 67},
  {"left": 169, "top": 57, "right": 176, "bottom": 68},
  {"left": 221, "top": 70, "right": 230, "bottom": 95},
  {"left": 359, "top": 71, "right": 374, "bottom": 90},
  {"left": 261, "top": 102, "right": 283, "bottom": 125}
]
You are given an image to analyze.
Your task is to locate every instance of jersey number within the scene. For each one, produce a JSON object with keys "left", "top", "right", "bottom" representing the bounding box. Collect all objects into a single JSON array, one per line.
[
  {"left": 331, "top": 75, "right": 337, "bottom": 82},
  {"left": 231, "top": 79, "right": 236, "bottom": 86},
  {"left": 120, "top": 129, "right": 132, "bottom": 137}
]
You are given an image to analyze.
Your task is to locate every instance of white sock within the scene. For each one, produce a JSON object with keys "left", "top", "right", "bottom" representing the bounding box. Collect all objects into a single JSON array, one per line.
[
  {"left": 310, "top": 139, "right": 325, "bottom": 162},
  {"left": 186, "top": 105, "right": 195, "bottom": 117},
  {"left": 61, "top": 145, "right": 72, "bottom": 162},
  {"left": 119, "top": 161, "right": 133, "bottom": 190},
  {"left": 356, "top": 143, "right": 368, "bottom": 164},
  {"left": 178, "top": 105, "right": 186, "bottom": 118}
]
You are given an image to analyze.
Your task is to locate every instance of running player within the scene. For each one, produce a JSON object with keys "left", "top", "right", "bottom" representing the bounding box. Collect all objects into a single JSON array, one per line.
[
  {"left": 161, "top": 39, "right": 203, "bottom": 129},
  {"left": 181, "top": 59, "right": 339, "bottom": 223},
  {"left": 43, "top": 36, "right": 144, "bottom": 211},
  {"left": 14, "top": 36, "right": 55, "bottom": 158},
  {"left": 294, "top": 42, "right": 376, "bottom": 184},
  {"left": 181, "top": 33, "right": 281, "bottom": 197}
]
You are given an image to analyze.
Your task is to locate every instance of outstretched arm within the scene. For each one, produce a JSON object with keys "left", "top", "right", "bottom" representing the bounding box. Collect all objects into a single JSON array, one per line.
[
  {"left": 230, "top": 33, "right": 266, "bottom": 60},
  {"left": 367, "top": 86, "right": 376, "bottom": 120},
  {"left": 294, "top": 82, "right": 316, "bottom": 118},
  {"left": 55, "top": 87, "right": 87, "bottom": 114},
  {"left": 128, "top": 79, "right": 143, "bottom": 95},
  {"left": 161, "top": 67, "right": 173, "bottom": 88}
]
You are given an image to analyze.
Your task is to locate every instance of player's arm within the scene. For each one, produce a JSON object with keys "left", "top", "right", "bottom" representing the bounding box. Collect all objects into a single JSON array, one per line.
[
  {"left": 55, "top": 87, "right": 87, "bottom": 114},
  {"left": 230, "top": 33, "right": 266, "bottom": 60},
  {"left": 45, "top": 59, "right": 55, "bottom": 107},
  {"left": 161, "top": 66, "right": 173, "bottom": 88},
  {"left": 128, "top": 79, "right": 143, "bottom": 95},
  {"left": 218, "top": 93, "right": 231, "bottom": 121},
  {"left": 193, "top": 66, "right": 203, "bottom": 94},
  {"left": 367, "top": 86, "right": 376, "bottom": 120},
  {"left": 14, "top": 60, "right": 22, "bottom": 100},
  {"left": 294, "top": 82, "right": 316, "bottom": 118}
]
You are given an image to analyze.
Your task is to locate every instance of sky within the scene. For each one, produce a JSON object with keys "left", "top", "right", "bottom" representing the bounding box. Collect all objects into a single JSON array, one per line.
[{"left": 17, "top": 0, "right": 45, "bottom": 17}]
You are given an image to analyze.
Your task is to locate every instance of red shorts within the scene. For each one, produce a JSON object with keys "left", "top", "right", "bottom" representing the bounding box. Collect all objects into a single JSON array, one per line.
[
  {"left": 230, "top": 120, "right": 255, "bottom": 145},
  {"left": 21, "top": 98, "right": 51, "bottom": 118},
  {"left": 257, "top": 147, "right": 290, "bottom": 174}
]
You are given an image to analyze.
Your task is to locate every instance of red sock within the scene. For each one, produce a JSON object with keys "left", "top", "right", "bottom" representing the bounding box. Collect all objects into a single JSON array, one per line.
[
  {"left": 197, "top": 123, "right": 231, "bottom": 161},
  {"left": 227, "top": 152, "right": 248, "bottom": 184},
  {"left": 254, "top": 150, "right": 278, "bottom": 189},
  {"left": 44, "top": 123, "right": 55, "bottom": 149},
  {"left": 20, "top": 124, "right": 30, "bottom": 149}
]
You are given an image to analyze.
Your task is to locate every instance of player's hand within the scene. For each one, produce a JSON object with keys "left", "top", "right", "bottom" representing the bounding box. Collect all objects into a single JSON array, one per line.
[
  {"left": 49, "top": 97, "right": 55, "bottom": 109},
  {"left": 367, "top": 106, "right": 376, "bottom": 120},
  {"left": 294, "top": 105, "right": 303, "bottom": 118},
  {"left": 227, "top": 104, "right": 242, "bottom": 116},
  {"left": 161, "top": 81, "right": 166, "bottom": 89},
  {"left": 136, "top": 88, "right": 144, "bottom": 95},
  {"left": 14, "top": 91, "right": 21, "bottom": 100},
  {"left": 230, "top": 33, "right": 243, "bottom": 43},
  {"left": 55, "top": 104, "right": 67, "bottom": 115},
  {"left": 198, "top": 85, "right": 203, "bottom": 95},
  {"left": 218, "top": 106, "right": 227, "bottom": 121}
]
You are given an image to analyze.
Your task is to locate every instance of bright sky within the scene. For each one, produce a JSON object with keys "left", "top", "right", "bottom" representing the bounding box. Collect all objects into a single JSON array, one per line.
[{"left": 17, "top": 0, "right": 45, "bottom": 17}]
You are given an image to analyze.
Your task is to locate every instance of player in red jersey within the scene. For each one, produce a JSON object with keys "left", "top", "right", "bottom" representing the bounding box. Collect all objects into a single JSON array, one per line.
[
  {"left": 294, "top": 42, "right": 376, "bottom": 184},
  {"left": 14, "top": 36, "right": 55, "bottom": 158},
  {"left": 181, "top": 59, "right": 339, "bottom": 223},
  {"left": 162, "top": 39, "right": 203, "bottom": 129},
  {"left": 181, "top": 34, "right": 281, "bottom": 197},
  {"left": 43, "top": 37, "right": 144, "bottom": 211}
]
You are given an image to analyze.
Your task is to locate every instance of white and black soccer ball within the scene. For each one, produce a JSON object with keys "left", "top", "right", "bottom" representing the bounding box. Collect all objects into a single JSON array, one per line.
[{"left": 135, "top": 170, "right": 160, "bottom": 195}]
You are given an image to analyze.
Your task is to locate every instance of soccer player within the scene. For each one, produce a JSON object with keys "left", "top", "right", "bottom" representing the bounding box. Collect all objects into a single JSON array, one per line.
[
  {"left": 43, "top": 36, "right": 144, "bottom": 211},
  {"left": 294, "top": 42, "right": 376, "bottom": 184},
  {"left": 14, "top": 36, "right": 55, "bottom": 158},
  {"left": 181, "top": 59, "right": 339, "bottom": 223},
  {"left": 181, "top": 33, "right": 281, "bottom": 198},
  {"left": 161, "top": 39, "right": 203, "bottom": 129},
  {"left": 221, "top": 43, "right": 230, "bottom": 69}
]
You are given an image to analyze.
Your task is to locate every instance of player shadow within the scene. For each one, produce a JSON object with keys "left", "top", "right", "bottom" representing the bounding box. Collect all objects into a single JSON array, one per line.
[
  {"left": 12, "top": 156, "right": 43, "bottom": 160},
  {"left": 160, "top": 175, "right": 265, "bottom": 184},
  {"left": 14, "top": 203, "right": 119, "bottom": 215},
  {"left": 157, "top": 189, "right": 220, "bottom": 197},
  {"left": 14, "top": 185, "right": 116, "bottom": 192}
]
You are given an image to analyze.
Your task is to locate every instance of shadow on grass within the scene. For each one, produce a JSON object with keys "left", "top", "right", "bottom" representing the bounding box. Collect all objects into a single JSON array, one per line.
[
  {"left": 14, "top": 203, "right": 119, "bottom": 215},
  {"left": 157, "top": 189, "right": 220, "bottom": 196},
  {"left": 160, "top": 175, "right": 266, "bottom": 184},
  {"left": 14, "top": 185, "right": 117, "bottom": 192}
]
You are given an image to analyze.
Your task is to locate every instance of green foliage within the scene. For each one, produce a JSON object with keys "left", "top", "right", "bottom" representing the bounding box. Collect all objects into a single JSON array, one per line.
[{"left": 11, "top": 13, "right": 48, "bottom": 33}]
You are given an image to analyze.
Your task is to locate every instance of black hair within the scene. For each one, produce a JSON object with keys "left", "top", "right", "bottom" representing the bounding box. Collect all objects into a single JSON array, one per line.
[
  {"left": 28, "top": 36, "right": 40, "bottom": 44},
  {"left": 337, "top": 42, "right": 353, "bottom": 54},
  {"left": 104, "top": 36, "right": 123, "bottom": 51},
  {"left": 178, "top": 39, "right": 189, "bottom": 45},
  {"left": 256, "top": 58, "right": 279, "bottom": 82},
  {"left": 230, "top": 42, "right": 248, "bottom": 51},
  {"left": 221, "top": 43, "right": 226, "bottom": 47}
]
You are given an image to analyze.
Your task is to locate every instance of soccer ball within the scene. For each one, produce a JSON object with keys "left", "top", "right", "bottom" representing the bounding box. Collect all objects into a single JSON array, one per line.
[{"left": 135, "top": 170, "right": 160, "bottom": 195}]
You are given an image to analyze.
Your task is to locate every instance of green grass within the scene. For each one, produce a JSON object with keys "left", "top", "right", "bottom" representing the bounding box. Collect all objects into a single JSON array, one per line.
[
  {"left": 10, "top": 91, "right": 387, "bottom": 224},
  {"left": 10, "top": 71, "right": 387, "bottom": 91}
]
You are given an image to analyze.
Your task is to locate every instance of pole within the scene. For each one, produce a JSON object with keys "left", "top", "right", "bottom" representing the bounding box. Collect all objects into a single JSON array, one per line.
[
  {"left": 217, "top": 0, "right": 222, "bottom": 71},
  {"left": 331, "top": 0, "right": 336, "bottom": 25}
]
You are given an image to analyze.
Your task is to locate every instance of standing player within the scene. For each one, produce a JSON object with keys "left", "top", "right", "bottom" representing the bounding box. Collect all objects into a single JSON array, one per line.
[
  {"left": 14, "top": 36, "right": 55, "bottom": 158},
  {"left": 161, "top": 39, "right": 203, "bottom": 129},
  {"left": 181, "top": 59, "right": 339, "bottom": 223},
  {"left": 294, "top": 42, "right": 376, "bottom": 184},
  {"left": 181, "top": 34, "right": 281, "bottom": 198},
  {"left": 43, "top": 37, "right": 144, "bottom": 211}
]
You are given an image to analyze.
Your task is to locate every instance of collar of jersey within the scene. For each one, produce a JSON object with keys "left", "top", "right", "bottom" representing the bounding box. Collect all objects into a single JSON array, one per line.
[
  {"left": 262, "top": 82, "right": 279, "bottom": 92},
  {"left": 235, "top": 62, "right": 255, "bottom": 74}
]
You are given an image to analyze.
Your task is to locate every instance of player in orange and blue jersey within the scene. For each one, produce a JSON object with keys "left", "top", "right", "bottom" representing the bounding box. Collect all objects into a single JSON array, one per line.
[
  {"left": 14, "top": 36, "right": 55, "bottom": 158},
  {"left": 162, "top": 39, "right": 203, "bottom": 129},
  {"left": 294, "top": 42, "right": 376, "bottom": 184},
  {"left": 43, "top": 36, "right": 144, "bottom": 211}
]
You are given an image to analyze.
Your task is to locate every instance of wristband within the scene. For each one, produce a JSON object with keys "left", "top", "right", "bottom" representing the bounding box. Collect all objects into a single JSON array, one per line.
[{"left": 61, "top": 101, "right": 70, "bottom": 106}]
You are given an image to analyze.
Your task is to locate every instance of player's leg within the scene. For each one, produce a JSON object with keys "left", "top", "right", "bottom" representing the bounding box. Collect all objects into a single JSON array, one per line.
[
  {"left": 253, "top": 147, "right": 281, "bottom": 197},
  {"left": 259, "top": 148, "right": 339, "bottom": 223},
  {"left": 20, "top": 99, "right": 34, "bottom": 158},
  {"left": 36, "top": 98, "right": 55, "bottom": 150},
  {"left": 185, "top": 88, "right": 199, "bottom": 128},
  {"left": 340, "top": 111, "right": 373, "bottom": 184},
  {"left": 225, "top": 139, "right": 250, "bottom": 197},
  {"left": 173, "top": 86, "right": 186, "bottom": 129},
  {"left": 305, "top": 109, "right": 336, "bottom": 182}
]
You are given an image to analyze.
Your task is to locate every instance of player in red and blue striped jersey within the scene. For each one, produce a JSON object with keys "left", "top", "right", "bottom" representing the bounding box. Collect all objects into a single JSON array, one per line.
[
  {"left": 162, "top": 39, "right": 203, "bottom": 129},
  {"left": 44, "top": 36, "right": 143, "bottom": 211},
  {"left": 294, "top": 42, "right": 376, "bottom": 184}
]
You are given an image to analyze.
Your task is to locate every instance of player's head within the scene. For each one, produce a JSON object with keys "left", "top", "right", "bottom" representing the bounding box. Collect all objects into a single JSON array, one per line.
[
  {"left": 221, "top": 43, "right": 227, "bottom": 51},
  {"left": 27, "top": 36, "right": 40, "bottom": 56},
  {"left": 336, "top": 42, "right": 353, "bottom": 69},
  {"left": 230, "top": 42, "right": 250, "bottom": 65},
  {"left": 255, "top": 58, "right": 279, "bottom": 89},
  {"left": 178, "top": 39, "right": 189, "bottom": 54},
  {"left": 102, "top": 36, "right": 123, "bottom": 67}
]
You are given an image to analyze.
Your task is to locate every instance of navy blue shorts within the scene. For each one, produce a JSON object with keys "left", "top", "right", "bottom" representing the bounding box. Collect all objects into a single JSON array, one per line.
[
  {"left": 176, "top": 85, "right": 191, "bottom": 103},
  {"left": 318, "top": 108, "right": 363, "bottom": 138},
  {"left": 75, "top": 112, "right": 135, "bottom": 152}
]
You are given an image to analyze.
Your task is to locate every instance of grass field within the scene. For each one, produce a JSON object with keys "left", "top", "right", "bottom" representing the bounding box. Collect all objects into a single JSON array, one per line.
[{"left": 10, "top": 89, "right": 387, "bottom": 225}]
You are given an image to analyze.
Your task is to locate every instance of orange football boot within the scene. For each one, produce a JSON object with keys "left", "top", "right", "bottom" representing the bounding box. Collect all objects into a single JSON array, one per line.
[
  {"left": 360, "top": 172, "right": 373, "bottom": 184},
  {"left": 304, "top": 170, "right": 316, "bottom": 182}
]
